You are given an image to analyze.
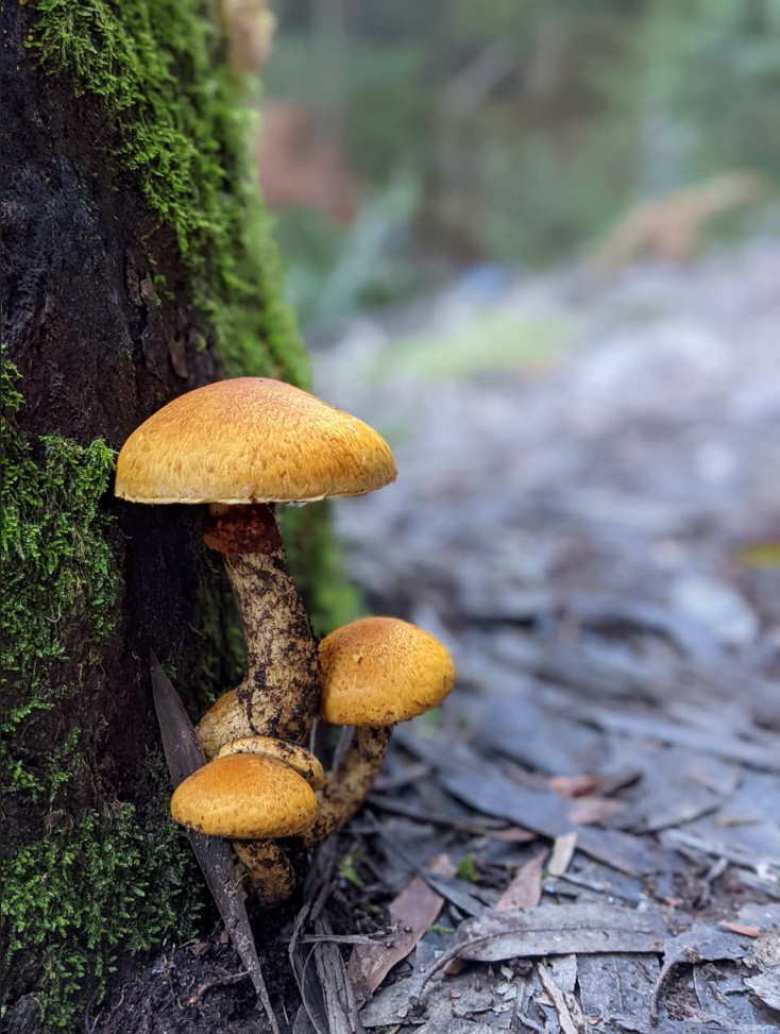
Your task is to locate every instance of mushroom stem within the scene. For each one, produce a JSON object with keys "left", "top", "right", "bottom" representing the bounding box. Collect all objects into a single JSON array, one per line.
[
  {"left": 202, "top": 503, "right": 319, "bottom": 750},
  {"left": 302, "top": 726, "right": 391, "bottom": 847},
  {"left": 234, "top": 840, "right": 296, "bottom": 905}
]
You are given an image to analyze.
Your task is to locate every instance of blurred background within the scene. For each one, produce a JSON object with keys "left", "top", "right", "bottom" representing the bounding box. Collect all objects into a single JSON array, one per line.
[
  {"left": 252, "top": 0, "right": 780, "bottom": 647},
  {"left": 258, "top": 0, "right": 779, "bottom": 331}
]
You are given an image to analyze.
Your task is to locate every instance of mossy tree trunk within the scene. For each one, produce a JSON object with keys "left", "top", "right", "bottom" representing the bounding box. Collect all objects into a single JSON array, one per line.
[{"left": 0, "top": 4, "right": 354, "bottom": 1030}]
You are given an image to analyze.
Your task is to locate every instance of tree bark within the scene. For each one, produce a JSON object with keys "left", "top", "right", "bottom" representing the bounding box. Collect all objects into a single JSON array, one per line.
[{"left": 0, "top": 3, "right": 341, "bottom": 1029}]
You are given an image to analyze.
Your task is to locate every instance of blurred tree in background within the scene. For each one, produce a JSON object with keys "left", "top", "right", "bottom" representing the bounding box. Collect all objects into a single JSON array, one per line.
[{"left": 263, "top": 0, "right": 778, "bottom": 327}]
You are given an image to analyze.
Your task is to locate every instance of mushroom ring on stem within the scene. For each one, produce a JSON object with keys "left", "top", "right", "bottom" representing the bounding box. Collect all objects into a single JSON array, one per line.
[
  {"left": 302, "top": 616, "right": 456, "bottom": 847},
  {"left": 171, "top": 745, "right": 320, "bottom": 904},
  {"left": 115, "top": 377, "right": 396, "bottom": 751}
]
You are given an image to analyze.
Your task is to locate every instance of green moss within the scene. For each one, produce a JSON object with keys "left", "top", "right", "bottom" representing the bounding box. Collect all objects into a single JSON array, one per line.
[
  {"left": 0, "top": 356, "right": 119, "bottom": 798},
  {"left": 0, "top": 801, "right": 199, "bottom": 1030},
  {"left": 28, "top": 0, "right": 310, "bottom": 384},
  {"left": 1, "top": 358, "right": 203, "bottom": 1028},
  {"left": 281, "top": 502, "right": 362, "bottom": 637}
]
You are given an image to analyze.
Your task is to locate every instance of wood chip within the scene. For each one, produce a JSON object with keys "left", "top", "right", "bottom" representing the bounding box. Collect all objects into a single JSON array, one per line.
[{"left": 548, "top": 834, "right": 578, "bottom": 877}]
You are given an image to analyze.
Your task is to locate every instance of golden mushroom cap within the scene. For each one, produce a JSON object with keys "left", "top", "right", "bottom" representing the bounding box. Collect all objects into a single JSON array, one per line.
[
  {"left": 115, "top": 377, "right": 396, "bottom": 504},
  {"left": 170, "top": 753, "right": 318, "bottom": 838},
  {"left": 319, "top": 616, "right": 456, "bottom": 727}
]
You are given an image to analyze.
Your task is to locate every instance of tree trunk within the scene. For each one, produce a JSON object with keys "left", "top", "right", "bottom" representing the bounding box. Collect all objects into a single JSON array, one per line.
[{"left": 0, "top": 4, "right": 352, "bottom": 1029}]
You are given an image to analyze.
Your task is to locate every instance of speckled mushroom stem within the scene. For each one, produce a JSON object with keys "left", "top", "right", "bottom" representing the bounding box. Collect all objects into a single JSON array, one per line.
[
  {"left": 233, "top": 840, "right": 296, "bottom": 905},
  {"left": 202, "top": 503, "right": 320, "bottom": 751},
  {"left": 217, "top": 737, "right": 324, "bottom": 902},
  {"left": 302, "top": 726, "right": 391, "bottom": 847}
]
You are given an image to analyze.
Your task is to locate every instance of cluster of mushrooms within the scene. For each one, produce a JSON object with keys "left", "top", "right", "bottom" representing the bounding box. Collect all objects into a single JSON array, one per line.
[{"left": 115, "top": 377, "right": 456, "bottom": 903}]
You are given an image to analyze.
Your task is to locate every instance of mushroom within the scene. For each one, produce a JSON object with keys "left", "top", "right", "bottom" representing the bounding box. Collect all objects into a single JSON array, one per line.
[
  {"left": 171, "top": 750, "right": 319, "bottom": 903},
  {"left": 216, "top": 735, "right": 326, "bottom": 790},
  {"left": 302, "top": 616, "right": 456, "bottom": 846},
  {"left": 116, "top": 377, "right": 396, "bottom": 753}
]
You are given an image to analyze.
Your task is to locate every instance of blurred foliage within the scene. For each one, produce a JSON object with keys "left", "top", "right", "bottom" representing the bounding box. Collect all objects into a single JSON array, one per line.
[
  {"left": 275, "top": 176, "right": 420, "bottom": 327},
  {"left": 265, "top": 0, "right": 777, "bottom": 325}
]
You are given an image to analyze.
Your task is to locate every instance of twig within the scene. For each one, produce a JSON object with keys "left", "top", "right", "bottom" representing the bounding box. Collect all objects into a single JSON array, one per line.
[
  {"left": 182, "top": 969, "right": 249, "bottom": 1007},
  {"left": 537, "top": 963, "right": 579, "bottom": 1034}
]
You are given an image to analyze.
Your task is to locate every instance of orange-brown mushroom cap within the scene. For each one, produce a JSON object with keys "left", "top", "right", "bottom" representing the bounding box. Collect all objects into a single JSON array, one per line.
[
  {"left": 319, "top": 617, "right": 456, "bottom": 727},
  {"left": 115, "top": 377, "right": 396, "bottom": 504},
  {"left": 170, "top": 753, "right": 318, "bottom": 838}
]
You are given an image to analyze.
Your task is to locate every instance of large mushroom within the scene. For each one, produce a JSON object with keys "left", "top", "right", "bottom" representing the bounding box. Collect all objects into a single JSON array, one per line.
[
  {"left": 171, "top": 746, "right": 320, "bottom": 903},
  {"left": 116, "top": 377, "right": 396, "bottom": 752},
  {"left": 303, "top": 616, "right": 456, "bottom": 846}
]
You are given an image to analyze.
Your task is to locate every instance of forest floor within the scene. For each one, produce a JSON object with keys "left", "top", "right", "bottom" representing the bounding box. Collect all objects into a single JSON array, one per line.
[{"left": 97, "top": 241, "right": 780, "bottom": 1033}]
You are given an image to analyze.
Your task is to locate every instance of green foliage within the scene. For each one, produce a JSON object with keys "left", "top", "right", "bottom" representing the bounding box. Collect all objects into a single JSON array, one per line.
[
  {"left": 337, "top": 851, "right": 364, "bottom": 888},
  {"left": 28, "top": 0, "right": 309, "bottom": 384},
  {"left": 0, "top": 356, "right": 118, "bottom": 798},
  {"left": 0, "top": 803, "right": 199, "bottom": 1030},
  {"left": 644, "top": 0, "right": 780, "bottom": 179},
  {"left": 455, "top": 854, "right": 480, "bottom": 883},
  {"left": 277, "top": 178, "right": 419, "bottom": 329},
  {"left": 269, "top": 0, "right": 777, "bottom": 298},
  {"left": 281, "top": 501, "right": 361, "bottom": 637}
]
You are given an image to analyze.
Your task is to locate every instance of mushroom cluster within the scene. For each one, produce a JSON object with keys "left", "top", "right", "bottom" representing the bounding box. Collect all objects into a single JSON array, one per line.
[{"left": 117, "top": 377, "right": 455, "bottom": 903}]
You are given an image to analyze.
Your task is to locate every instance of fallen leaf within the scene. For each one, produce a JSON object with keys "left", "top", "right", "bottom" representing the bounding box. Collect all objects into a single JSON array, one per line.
[
  {"left": 568, "top": 796, "right": 625, "bottom": 826},
  {"left": 497, "top": 851, "right": 547, "bottom": 911},
  {"left": 488, "top": 826, "right": 537, "bottom": 844},
  {"left": 551, "top": 774, "right": 601, "bottom": 798},
  {"left": 349, "top": 859, "right": 446, "bottom": 1000},
  {"left": 452, "top": 903, "right": 665, "bottom": 963},
  {"left": 719, "top": 921, "right": 761, "bottom": 938}
]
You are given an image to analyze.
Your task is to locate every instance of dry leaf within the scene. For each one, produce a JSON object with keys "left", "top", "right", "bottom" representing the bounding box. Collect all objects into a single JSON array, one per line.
[
  {"left": 568, "top": 796, "right": 624, "bottom": 825},
  {"left": 719, "top": 921, "right": 761, "bottom": 938},
  {"left": 452, "top": 903, "right": 666, "bottom": 963},
  {"left": 496, "top": 851, "right": 547, "bottom": 911},
  {"left": 348, "top": 858, "right": 447, "bottom": 1000},
  {"left": 551, "top": 774, "right": 601, "bottom": 798},
  {"left": 488, "top": 826, "right": 538, "bottom": 844}
]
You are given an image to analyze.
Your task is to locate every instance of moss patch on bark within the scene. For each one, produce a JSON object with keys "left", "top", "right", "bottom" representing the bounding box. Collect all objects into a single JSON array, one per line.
[
  {"left": 28, "top": 0, "right": 310, "bottom": 385},
  {"left": 0, "top": 803, "right": 198, "bottom": 1031},
  {"left": 0, "top": 356, "right": 118, "bottom": 799},
  {"left": 1, "top": 357, "right": 202, "bottom": 1029}
]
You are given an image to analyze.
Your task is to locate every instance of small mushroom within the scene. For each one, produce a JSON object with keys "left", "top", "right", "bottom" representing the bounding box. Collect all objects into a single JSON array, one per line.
[
  {"left": 116, "top": 377, "right": 396, "bottom": 752},
  {"left": 171, "top": 751, "right": 318, "bottom": 903},
  {"left": 303, "top": 616, "right": 456, "bottom": 846}
]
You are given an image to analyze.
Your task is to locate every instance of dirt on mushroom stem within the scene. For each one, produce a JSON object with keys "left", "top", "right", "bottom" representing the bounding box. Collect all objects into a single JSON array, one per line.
[
  {"left": 233, "top": 840, "right": 296, "bottom": 905},
  {"left": 202, "top": 502, "right": 321, "bottom": 751}
]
